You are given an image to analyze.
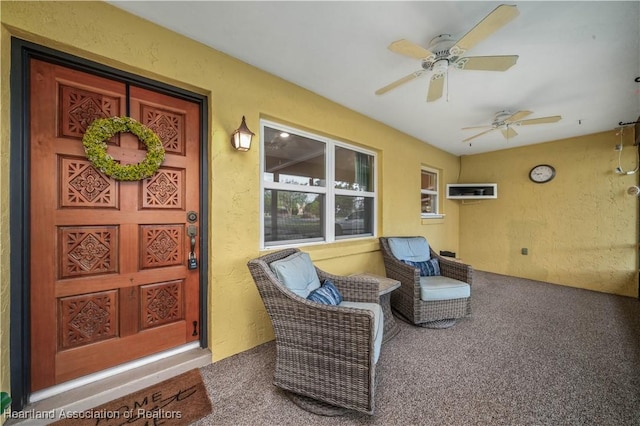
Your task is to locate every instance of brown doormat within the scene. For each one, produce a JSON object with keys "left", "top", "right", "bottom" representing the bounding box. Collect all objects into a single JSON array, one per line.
[{"left": 53, "top": 369, "right": 212, "bottom": 426}]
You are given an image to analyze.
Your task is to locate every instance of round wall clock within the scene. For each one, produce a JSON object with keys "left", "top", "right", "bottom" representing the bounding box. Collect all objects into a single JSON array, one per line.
[{"left": 529, "top": 164, "right": 556, "bottom": 183}]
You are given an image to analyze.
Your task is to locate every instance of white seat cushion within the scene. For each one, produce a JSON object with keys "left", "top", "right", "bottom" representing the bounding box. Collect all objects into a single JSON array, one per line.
[
  {"left": 419, "top": 276, "right": 471, "bottom": 301},
  {"left": 339, "top": 301, "right": 383, "bottom": 364}
]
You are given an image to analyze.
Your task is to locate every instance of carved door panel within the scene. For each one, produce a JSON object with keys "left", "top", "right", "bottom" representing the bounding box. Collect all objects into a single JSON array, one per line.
[{"left": 29, "top": 59, "right": 201, "bottom": 391}]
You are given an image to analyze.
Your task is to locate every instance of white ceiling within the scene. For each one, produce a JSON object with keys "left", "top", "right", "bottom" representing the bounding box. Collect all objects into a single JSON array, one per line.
[{"left": 109, "top": 1, "right": 640, "bottom": 156}]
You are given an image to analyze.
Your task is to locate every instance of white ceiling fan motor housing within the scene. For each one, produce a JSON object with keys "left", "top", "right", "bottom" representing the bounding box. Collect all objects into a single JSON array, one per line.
[
  {"left": 421, "top": 34, "right": 458, "bottom": 74},
  {"left": 428, "top": 34, "right": 456, "bottom": 55},
  {"left": 493, "top": 111, "right": 515, "bottom": 127}
]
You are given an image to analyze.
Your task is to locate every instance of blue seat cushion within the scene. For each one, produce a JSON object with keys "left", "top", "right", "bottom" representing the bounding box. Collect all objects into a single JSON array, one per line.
[
  {"left": 388, "top": 237, "right": 431, "bottom": 262},
  {"left": 339, "top": 301, "right": 383, "bottom": 364},
  {"left": 307, "top": 279, "right": 343, "bottom": 305},
  {"left": 269, "top": 251, "right": 321, "bottom": 298},
  {"left": 419, "top": 276, "right": 471, "bottom": 301}
]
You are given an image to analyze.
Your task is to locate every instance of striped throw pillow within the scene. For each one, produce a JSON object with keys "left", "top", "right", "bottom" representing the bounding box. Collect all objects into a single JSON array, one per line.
[
  {"left": 403, "top": 258, "right": 440, "bottom": 276},
  {"left": 307, "top": 279, "right": 343, "bottom": 305}
]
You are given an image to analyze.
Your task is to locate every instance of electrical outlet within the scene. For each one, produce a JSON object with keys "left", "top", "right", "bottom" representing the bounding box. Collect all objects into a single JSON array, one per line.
[
  {"left": 521, "top": 248, "right": 528, "bottom": 255},
  {"left": 615, "top": 144, "right": 623, "bottom": 151}
]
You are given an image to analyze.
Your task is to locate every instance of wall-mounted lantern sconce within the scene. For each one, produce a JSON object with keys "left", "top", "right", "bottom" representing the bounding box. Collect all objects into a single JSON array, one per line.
[{"left": 230, "top": 116, "right": 255, "bottom": 151}]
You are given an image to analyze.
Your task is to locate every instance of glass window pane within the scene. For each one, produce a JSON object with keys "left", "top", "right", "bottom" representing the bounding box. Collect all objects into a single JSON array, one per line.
[
  {"left": 421, "top": 194, "right": 437, "bottom": 214},
  {"left": 264, "top": 126, "right": 326, "bottom": 186},
  {"left": 335, "top": 146, "right": 374, "bottom": 192},
  {"left": 264, "top": 190, "right": 324, "bottom": 243},
  {"left": 421, "top": 170, "right": 436, "bottom": 191},
  {"left": 335, "top": 196, "right": 373, "bottom": 237}
]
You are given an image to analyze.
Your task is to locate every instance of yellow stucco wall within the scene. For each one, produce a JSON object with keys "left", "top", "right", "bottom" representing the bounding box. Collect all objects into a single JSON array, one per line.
[
  {"left": 458, "top": 130, "right": 639, "bottom": 297},
  {"left": 0, "top": 0, "right": 461, "bottom": 401}
]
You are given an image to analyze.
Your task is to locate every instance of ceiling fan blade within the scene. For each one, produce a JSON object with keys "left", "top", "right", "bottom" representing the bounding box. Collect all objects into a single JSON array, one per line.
[
  {"left": 462, "top": 128, "right": 496, "bottom": 143},
  {"left": 452, "top": 4, "right": 519, "bottom": 54},
  {"left": 457, "top": 55, "right": 519, "bottom": 71},
  {"left": 501, "top": 127, "right": 518, "bottom": 139},
  {"left": 504, "top": 110, "right": 533, "bottom": 123},
  {"left": 519, "top": 115, "right": 562, "bottom": 125},
  {"left": 388, "top": 39, "right": 434, "bottom": 60},
  {"left": 461, "top": 125, "right": 493, "bottom": 130},
  {"left": 426, "top": 73, "right": 445, "bottom": 102},
  {"left": 375, "top": 70, "right": 425, "bottom": 95}
]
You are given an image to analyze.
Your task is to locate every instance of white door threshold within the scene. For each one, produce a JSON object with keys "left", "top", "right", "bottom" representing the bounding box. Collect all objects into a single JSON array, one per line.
[{"left": 6, "top": 345, "right": 212, "bottom": 425}]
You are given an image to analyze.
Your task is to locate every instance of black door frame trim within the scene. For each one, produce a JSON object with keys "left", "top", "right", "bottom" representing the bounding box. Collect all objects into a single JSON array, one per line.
[{"left": 9, "top": 37, "right": 210, "bottom": 410}]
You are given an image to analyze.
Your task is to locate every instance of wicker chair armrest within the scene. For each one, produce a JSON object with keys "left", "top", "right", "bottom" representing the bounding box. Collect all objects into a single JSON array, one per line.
[
  {"left": 382, "top": 255, "right": 419, "bottom": 284},
  {"left": 317, "top": 269, "right": 379, "bottom": 303},
  {"left": 269, "top": 295, "right": 377, "bottom": 360},
  {"left": 380, "top": 246, "right": 420, "bottom": 298},
  {"left": 430, "top": 249, "right": 474, "bottom": 285}
]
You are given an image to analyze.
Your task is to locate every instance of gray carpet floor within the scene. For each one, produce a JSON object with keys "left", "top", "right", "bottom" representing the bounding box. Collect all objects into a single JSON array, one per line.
[{"left": 195, "top": 271, "right": 640, "bottom": 425}]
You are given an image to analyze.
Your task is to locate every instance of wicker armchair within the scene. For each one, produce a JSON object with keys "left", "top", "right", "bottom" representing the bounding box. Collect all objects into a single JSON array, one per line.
[
  {"left": 379, "top": 237, "right": 473, "bottom": 328},
  {"left": 247, "top": 248, "right": 382, "bottom": 415}
]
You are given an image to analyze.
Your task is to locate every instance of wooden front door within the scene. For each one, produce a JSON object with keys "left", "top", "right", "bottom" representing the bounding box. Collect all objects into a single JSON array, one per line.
[{"left": 29, "top": 59, "right": 202, "bottom": 391}]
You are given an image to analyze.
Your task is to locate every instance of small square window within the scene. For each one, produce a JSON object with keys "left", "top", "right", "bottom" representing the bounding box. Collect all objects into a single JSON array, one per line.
[{"left": 421, "top": 168, "right": 439, "bottom": 217}]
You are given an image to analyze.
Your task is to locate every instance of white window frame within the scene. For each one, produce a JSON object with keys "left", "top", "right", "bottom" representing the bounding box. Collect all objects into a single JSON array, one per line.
[
  {"left": 260, "top": 119, "right": 377, "bottom": 249},
  {"left": 421, "top": 166, "right": 442, "bottom": 219}
]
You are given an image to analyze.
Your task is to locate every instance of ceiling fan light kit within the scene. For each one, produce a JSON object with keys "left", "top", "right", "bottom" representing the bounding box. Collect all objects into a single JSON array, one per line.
[{"left": 431, "top": 59, "right": 449, "bottom": 75}]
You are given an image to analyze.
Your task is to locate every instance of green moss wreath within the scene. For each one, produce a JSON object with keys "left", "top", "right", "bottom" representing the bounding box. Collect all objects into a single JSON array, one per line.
[{"left": 82, "top": 116, "right": 165, "bottom": 181}]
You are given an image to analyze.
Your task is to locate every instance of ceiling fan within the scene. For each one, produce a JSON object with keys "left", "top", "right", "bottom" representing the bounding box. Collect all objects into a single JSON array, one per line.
[
  {"left": 375, "top": 4, "right": 520, "bottom": 102},
  {"left": 462, "top": 110, "right": 562, "bottom": 142}
]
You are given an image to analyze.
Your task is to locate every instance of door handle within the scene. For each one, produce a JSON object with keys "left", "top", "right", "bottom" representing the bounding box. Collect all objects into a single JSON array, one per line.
[{"left": 187, "top": 224, "right": 198, "bottom": 270}]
